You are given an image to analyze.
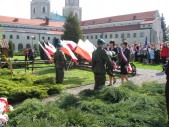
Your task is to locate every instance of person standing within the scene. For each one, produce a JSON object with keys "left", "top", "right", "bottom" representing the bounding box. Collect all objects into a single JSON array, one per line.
[
  {"left": 54, "top": 43, "right": 67, "bottom": 84},
  {"left": 165, "top": 60, "right": 169, "bottom": 124},
  {"left": 106, "top": 40, "right": 117, "bottom": 86},
  {"left": 28, "top": 47, "right": 35, "bottom": 72},
  {"left": 92, "top": 39, "right": 113, "bottom": 90},
  {"left": 149, "top": 44, "right": 155, "bottom": 64},
  {"left": 119, "top": 41, "right": 130, "bottom": 83},
  {"left": 161, "top": 42, "right": 169, "bottom": 71}
]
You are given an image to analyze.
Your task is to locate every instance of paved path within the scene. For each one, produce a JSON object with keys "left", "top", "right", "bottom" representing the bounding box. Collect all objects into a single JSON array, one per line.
[{"left": 42, "top": 69, "right": 166, "bottom": 103}]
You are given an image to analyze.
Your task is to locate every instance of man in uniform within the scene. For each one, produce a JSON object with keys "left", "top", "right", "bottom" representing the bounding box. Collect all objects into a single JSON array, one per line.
[
  {"left": 165, "top": 60, "right": 169, "bottom": 124},
  {"left": 92, "top": 39, "right": 113, "bottom": 90},
  {"left": 54, "top": 43, "right": 67, "bottom": 84}
]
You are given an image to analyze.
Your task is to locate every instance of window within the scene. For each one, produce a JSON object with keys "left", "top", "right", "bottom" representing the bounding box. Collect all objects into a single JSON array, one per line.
[
  {"left": 105, "top": 35, "right": 107, "bottom": 39},
  {"left": 3, "top": 35, "right": 5, "bottom": 39},
  {"left": 133, "top": 33, "right": 137, "bottom": 38},
  {"left": 10, "top": 35, "right": 13, "bottom": 39},
  {"left": 115, "top": 34, "right": 118, "bottom": 38},
  {"left": 33, "top": 8, "right": 36, "bottom": 14},
  {"left": 100, "top": 35, "right": 103, "bottom": 38},
  {"left": 48, "top": 37, "right": 50, "bottom": 40},
  {"left": 18, "top": 43, "right": 23, "bottom": 51},
  {"left": 140, "top": 32, "right": 144, "bottom": 37},
  {"left": 127, "top": 33, "right": 130, "bottom": 38},
  {"left": 87, "top": 36, "right": 89, "bottom": 39},
  {"left": 95, "top": 35, "right": 98, "bottom": 39},
  {"left": 26, "top": 44, "right": 31, "bottom": 49},
  {"left": 121, "top": 33, "right": 125, "bottom": 38},
  {"left": 91, "top": 35, "right": 93, "bottom": 39},
  {"left": 42, "top": 37, "right": 45, "bottom": 40},
  {"left": 110, "top": 34, "right": 113, "bottom": 38},
  {"left": 42, "top": 7, "right": 46, "bottom": 13},
  {"left": 16, "top": 35, "right": 19, "bottom": 39},
  {"left": 27, "top": 36, "right": 30, "bottom": 40}
]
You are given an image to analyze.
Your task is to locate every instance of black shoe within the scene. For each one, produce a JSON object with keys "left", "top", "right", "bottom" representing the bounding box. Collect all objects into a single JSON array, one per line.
[{"left": 113, "top": 81, "right": 116, "bottom": 84}]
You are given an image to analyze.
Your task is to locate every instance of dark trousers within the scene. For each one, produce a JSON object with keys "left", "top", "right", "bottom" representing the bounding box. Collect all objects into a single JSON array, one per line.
[
  {"left": 56, "top": 68, "right": 64, "bottom": 84},
  {"left": 162, "top": 57, "right": 167, "bottom": 65},
  {"left": 94, "top": 73, "right": 106, "bottom": 90},
  {"left": 165, "top": 77, "right": 169, "bottom": 120}
]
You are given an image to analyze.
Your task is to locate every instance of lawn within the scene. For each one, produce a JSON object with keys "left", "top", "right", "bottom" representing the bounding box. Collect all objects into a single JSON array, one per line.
[
  {"left": 0, "top": 67, "right": 95, "bottom": 103},
  {"left": 7, "top": 82, "right": 167, "bottom": 127},
  {"left": 133, "top": 62, "right": 162, "bottom": 71}
]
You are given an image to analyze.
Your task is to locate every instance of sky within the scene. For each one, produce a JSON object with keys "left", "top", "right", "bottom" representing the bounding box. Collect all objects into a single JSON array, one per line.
[{"left": 0, "top": 0, "right": 168, "bottom": 25}]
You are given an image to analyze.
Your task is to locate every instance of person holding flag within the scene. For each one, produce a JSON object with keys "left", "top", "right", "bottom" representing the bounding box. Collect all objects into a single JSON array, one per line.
[
  {"left": 54, "top": 43, "right": 67, "bottom": 84},
  {"left": 119, "top": 41, "right": 131, "bottom": 83}
]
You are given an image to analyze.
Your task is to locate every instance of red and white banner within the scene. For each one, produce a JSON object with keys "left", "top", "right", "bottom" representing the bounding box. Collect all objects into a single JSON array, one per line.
[
  {"left": 75, "top": 40, "right": 92, "bottom": 62},
  {"left": 38, "top": 41, "right": 54, "bottom": 64},
  {"left": 44, "top": 43, "right": 56, "bottom": 56},
  {"left": 62, "top": 40, "right": 77, "bottom": 51},
  {"left": 61, "top": 41, "right": 78, "bottom": 64}
]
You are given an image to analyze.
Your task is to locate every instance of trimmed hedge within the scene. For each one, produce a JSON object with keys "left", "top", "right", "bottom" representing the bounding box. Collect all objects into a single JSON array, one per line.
[{"left": 7, "top": 82, "right": 167, "bottom": 127}]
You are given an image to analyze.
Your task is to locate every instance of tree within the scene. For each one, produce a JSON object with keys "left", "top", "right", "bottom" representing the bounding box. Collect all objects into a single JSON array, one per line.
[
  {"left": 167, "top": 26, "right": 169, "bottom": 41},
  {"left": 62, "top": 12, "right": 83, "bottom": 43},
  {"left": 0, "top": 24, "right": 3, "bottom": 48},
  {"left": 161, "top": 14, "right": 168, "bottom": 42},
  {"left": 8, "top": 40, "right": 14, "bottom": 57}
]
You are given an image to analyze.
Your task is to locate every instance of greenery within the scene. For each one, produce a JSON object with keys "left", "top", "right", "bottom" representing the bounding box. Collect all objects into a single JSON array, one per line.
[
  {"left": 0, "top": 68, "right": 95, "bottom": 103},
  {"left": 161, "top": 14, "right": 168, "bottom": 42},
  {"left": 7, "top": 82, "right": 167, "bottom": 127},
  {"left": 8, "top": 40, "right": 14, "bottom": 57},
  {"left": 133, "top": 62, "right": 162, "bottom": 70},
  {"left": 62, "top": 12, "right": 83, "bottom": 43}
]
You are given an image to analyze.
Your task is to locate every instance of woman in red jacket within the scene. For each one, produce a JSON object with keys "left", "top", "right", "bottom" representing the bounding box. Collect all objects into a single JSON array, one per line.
[{"left": 161, "top": 43, "right": 169, "bottom": 71}]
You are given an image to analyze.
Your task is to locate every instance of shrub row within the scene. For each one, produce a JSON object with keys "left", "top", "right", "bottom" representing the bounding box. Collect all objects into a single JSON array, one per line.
[{"left": 7, "top": 82, "right": 167, "bottom": 127}]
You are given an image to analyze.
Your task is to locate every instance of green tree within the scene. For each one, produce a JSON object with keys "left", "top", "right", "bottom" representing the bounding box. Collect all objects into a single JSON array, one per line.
[
  {"left": 8, "top": 40, "right": 14, "bottom": 57},
  {"left": 167, "top": 26, "right": 169, "bottom": 41},
  {"left": 62, "top": 12, "right": 83, "bottom": 43},
  {"left": 161, "top": 14, "right": 168, "bottom": 42},
  {"left": 0, "top": 24, "right": 3, "bottom": 48}
]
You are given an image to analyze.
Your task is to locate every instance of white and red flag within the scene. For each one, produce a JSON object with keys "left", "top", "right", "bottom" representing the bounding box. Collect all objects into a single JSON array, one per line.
[
  {"left": 75, "top": 39, "right": 92, "bottom": 62},
  {"left": 44, "top": 43, "right": 56, "bottom": 56},
  {"left": 38, "top": 41, "right": 54, "bottom": 64},
  {"left": 62, "top": 40, "right": 77, "bottom": 51},
  {"left": 60, "top": 41, "right": 78, "bottom": 64}
]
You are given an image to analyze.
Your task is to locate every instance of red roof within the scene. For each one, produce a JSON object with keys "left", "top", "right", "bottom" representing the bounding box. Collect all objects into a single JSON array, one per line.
[
  {"left": 83, "top": 24, "right": 141, "bottom": 34},
  {"left": 81, "top": 10, "right": 157, "bottom": 26},
  {"left": 0, "top": 16, "right": 64, "bottom": 28}
]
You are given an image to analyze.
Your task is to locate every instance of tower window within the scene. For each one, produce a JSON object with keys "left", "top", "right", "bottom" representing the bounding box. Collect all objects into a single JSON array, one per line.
[
  {"left": 42, "top": 7, "right": 46, "bottom": 13},
  {"left": 33, "top": 8, "right": 36, "bottom": 14}
]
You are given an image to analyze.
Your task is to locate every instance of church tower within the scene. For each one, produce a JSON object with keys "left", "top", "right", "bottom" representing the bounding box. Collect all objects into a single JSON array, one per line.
[
  {"left": 63, "top": 0, "right": 82, "bottom": 21},
  {"left": 31, "top": 0, "right": 50, "bottom": 19}
]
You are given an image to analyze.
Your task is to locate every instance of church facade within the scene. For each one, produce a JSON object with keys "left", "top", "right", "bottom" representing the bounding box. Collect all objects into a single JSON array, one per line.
[{"left": 0, "top": 0, "right": 163, "bottom": 52}]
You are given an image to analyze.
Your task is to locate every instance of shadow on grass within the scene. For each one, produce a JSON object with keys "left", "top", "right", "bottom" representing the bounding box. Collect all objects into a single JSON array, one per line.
[
  {"left": 63, "top": 77, "right": 87, "bottom": 86},
  {"left": 38, "top": 68, "right": 55, "bottom": 75}
]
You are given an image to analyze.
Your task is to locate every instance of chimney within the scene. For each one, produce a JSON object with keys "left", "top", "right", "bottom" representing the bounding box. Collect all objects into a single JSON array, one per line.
[
  {"left": 45, "top": 17, "right": 49, "bottom": 25},
  {"left": 133, "top": 15, "right": 137, "bottom": 20},
  {"left": 13, "top": 18, "right": 18, "bottom": 22}
]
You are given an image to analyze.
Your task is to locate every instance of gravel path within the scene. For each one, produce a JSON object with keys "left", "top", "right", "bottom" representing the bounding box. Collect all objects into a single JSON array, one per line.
[{"left": 42, "top": 69, "right": 166, "bottom": 103}]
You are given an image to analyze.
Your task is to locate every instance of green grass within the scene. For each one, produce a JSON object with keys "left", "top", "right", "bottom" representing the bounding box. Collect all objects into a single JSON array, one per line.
[
  {"left": 7, "top": 82, "right": 167, "bottom": 127},
  {"left": 13, "top": 56, "right": 40, "bottom": 60},
  {"left": 133, "top": 62, "right": 162, "bottom": 70}
]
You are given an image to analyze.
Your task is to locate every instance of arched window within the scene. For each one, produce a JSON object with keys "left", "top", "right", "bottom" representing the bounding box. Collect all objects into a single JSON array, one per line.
[
  {"left": 26, "top": 44, "right": 31, "bottom": 49},
  {"left": 18, "top": 43, "right": 23, "bottom": 51},
  {"left": 42, "top": 7, "right": 46, "bottom": 13},
  {"left": 33, "top": 8, "right": 36, "bottom": 14}
]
